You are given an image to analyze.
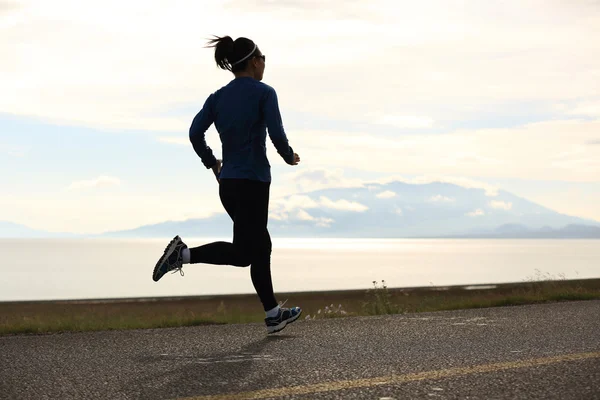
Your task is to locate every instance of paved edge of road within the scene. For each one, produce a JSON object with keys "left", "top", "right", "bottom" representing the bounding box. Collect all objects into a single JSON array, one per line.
[{"left": 175, "top": 351, "right": 600, "bottom": 400}]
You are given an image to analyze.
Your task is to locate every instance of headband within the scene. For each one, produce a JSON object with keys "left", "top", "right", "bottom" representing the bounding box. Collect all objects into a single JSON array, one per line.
[{"left": 230, "top": 44, "right": 257, "bottom": 66}]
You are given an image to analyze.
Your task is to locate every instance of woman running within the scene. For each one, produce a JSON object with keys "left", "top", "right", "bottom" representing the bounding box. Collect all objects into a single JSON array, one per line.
[{"left": 152, "top": 35, "right": 302, "bottom": 334}]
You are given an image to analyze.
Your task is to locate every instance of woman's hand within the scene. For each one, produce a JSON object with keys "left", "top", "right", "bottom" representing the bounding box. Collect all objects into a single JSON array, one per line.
[{"left": 292, "top": 153, "right": 300, "bottom": 165}]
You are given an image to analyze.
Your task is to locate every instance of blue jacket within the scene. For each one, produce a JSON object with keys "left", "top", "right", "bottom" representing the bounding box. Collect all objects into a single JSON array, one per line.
[{"left": 189, "top": 77, "right": 295, "bottom": 182}]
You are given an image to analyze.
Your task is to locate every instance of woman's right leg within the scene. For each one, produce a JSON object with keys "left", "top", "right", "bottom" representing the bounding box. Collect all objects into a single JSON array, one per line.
[{"left": 188, "top": 179, "right": 277, "bottom": 311}]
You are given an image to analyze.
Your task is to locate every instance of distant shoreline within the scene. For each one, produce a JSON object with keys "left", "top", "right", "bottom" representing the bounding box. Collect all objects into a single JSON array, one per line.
[
  {"left": 1, "top": 278, "right": 598, "bottom": 305},
  {"left": 2, "top": 278, "right": 599, "bottom": 335}
]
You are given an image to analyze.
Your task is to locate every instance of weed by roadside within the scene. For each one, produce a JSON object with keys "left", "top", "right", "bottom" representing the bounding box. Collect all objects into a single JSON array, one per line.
[
  {"left": 362, "top": 280, "right": 404, "bottom": 315},
  {"left": 304, "top": 303, "right": 349, "bottom": 320}
]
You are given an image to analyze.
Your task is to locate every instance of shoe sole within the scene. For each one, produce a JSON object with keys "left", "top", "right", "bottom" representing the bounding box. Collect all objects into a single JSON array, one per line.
[
  {"left": 267, "top": 309, "right": 302, "bottom": 334},
  {"left": 152, "top": 236, "right": 181, "bottom": 282}
]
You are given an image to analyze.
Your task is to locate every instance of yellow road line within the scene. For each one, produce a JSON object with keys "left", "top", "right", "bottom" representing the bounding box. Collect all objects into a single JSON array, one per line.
[{"left": 176, "top": 351, "right": 600, "bottom": 400}]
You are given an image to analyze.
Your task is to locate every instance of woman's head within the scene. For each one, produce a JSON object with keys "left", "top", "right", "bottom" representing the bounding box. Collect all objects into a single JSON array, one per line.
[{"left": 206, "top": 36, "right": 265, "bottom": 81}]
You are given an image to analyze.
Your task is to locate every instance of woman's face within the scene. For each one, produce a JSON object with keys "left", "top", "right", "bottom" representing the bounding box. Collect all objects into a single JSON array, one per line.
[{"left": 252, "top": 49, "right": 265, "bottom": 81}]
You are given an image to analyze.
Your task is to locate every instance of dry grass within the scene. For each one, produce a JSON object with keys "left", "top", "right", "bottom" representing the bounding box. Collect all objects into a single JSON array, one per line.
[{"left": 1, "top": 278, "right": 599, "bottom": 335}]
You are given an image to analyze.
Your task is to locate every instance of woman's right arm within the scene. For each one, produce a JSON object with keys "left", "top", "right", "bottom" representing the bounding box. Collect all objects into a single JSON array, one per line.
[{"left": 263, "top": 87, "right": 298, "bottom": 165}]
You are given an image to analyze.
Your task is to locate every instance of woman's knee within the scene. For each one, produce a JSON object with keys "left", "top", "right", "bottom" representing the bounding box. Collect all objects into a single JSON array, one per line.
[
  {"left": 238, "top": 248, "right": 269, "bottom": 267},
  {"left": 234, "top": 251, "right": 252, "bottom": 267}
]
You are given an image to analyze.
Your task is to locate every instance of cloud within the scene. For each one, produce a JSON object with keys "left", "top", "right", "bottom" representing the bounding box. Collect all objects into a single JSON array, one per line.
[
  {"left": 269, "top": 208, "right": 334, "bottom": 227},
  {"left": 569, "top": 101, "right": 600, "bottom": 118},
  {"left": 0, "top": 1, "right": 18, "bottom": 14},
  {"left": 279, "top": 167, "right": 364, "bottom": 196},
  {"left": 68, "top": 176, "right": 121, "bottom": 190},
  {"left": 414, "top": 177, "right": 499, "bottom": 196},
  {"left": 315, "top": 218, "right": 335, "bottom": 227},
  {"left": 0, "top": 190, "right": 226, "bottom": 234},
  {"left": 0, "top": 144, "right": 27, "bottom": 157},
  {"left": 158, "top": 136, "right": 188, "bottom": 145},
  {"left": 372, "top": 115, "right": 435, "bottom": 129},
  {"left": 286, "top": 170, "right": 500, "bottom": 199},
  {"left": 466, "top": 209, "right": 485, "bottom": 217},
  {"left": 489, "top": 200, "right": 513, "bottom": 210},
  {"left": 428, "top": 195, "right": 455, "bottom": 203},
  {"left": 395, "top": 207, "right": 403, "bottom": 216},
  {"left": 586, "top": 140, "right": 600, "bottom": 145},
  {"left": 269, "top": 211, "right": 288, "bottom": 221},
  {"left": 292, "top": 120, "right": 600, "bottom": 182},
  {"left": 319, "top": 196, "right": 369, "bottom": 212},
  {"left": 296, "top": 209, "right": 315, "bottom": 221},
  {"left": 2, "top": 1, "right": 599, "bottom": 134},
  {"left": 277, "top": 195, "right": 319, "bottom": 212},
  {"left": 294, "top": 209, "right": 334, "bottom": 227},
  {"left": 270, "top": 194, "right": 368, "bottom": 224},
  {"left": 368, "top": 175, "right": 499, "bottom": 197},
  {"left": 224, "top": 0, "right": 368, "bottom": 20},
  {"left": 376, "top": 190, "right": 396, "bottom": 199}
]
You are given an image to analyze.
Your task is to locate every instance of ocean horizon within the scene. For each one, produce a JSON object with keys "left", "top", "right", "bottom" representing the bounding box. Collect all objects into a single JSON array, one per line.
[{"left": 3, "top": 238, "right": 599, "bottom": 302}]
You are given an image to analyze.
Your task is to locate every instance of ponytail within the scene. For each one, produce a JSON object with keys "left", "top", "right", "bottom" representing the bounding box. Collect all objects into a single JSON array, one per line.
[
  {"left": 205, "top": 35, "right": 257, "bottom": 72},
  {"left": 206, "top": 35, "right": 235, "bottom": 71}
]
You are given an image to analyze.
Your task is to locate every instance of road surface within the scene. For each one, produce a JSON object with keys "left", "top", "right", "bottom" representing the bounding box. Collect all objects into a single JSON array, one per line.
[{"left": 1, "top": 300, "right": 599, "bottom": 399}]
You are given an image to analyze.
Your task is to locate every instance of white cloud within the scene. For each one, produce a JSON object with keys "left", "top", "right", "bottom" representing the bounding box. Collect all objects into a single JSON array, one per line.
[
  {"left": 466, "top": 209, "right": 485, "bottom": 217},
  {"left": 372, "top": 115, "right": 434, "bottom": 129},
  {"left": 296, "top": 209, "right": 315, "bottom": 221},
  {"left": 2, "top": 1, "right": 599, "bottom": 133},
  {"left": 376, "top": 190, "right": 396, "bottom": 199},
  {"left": 282, "top": 170, "right": 500, "bottom": 200},
  {"left": 68, "top": 176, "right": 121, "bottom": 190},
  {"left": 278, "top": 167, "right": 363, "bottom": 197},
  {"left": 277, "top": 195, "right": 319, "bottom": 212},
  {"left": 292, "top": 120, "right": 600, "bottom": 182},
  {"left": 269, "top": 211, "right": 287, "bottom": 221},
  {"left": 3, "top": 1, "right": 600, "bottom": 232},
  {"left": 158, "top": 136, "right": 188, "bottom": 145},
  {"left": 315, "top": 217, "right": 335, "bottom": 228},
  {"left": 367, "top": 176, "right": 499, "bottom": 197},
  {"left": 569, "top": 101, "right": 600, "bottom": 118},
  {"left": 270, "top": 194, "right": 368, "bottom": 226},
  {"left": 0, "top": 190, "right": 225, "bottom": 234},
  {"left": 271, "top": 208, "right": 334, "bottom": 227},
  {"left": 489, "top": 200, "right": 513, "bottom": 210},
  {"left": 294, "top": 210, "right": 334, "bottom": 228},
  {"left": 395, "top": 207, "right": 403, "bottom": 216},
  {"left": 428, "top": 195, "right": 455, "bottom": 203},
  {"left": 319, "top": 196, "right": 369, "bottom": 212},
  {"left": 0, "top": 144, "right": 27, "bottom": 157}
]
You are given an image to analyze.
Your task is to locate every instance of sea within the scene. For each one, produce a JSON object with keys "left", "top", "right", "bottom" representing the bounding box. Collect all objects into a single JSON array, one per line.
[{"left": 1, "top": 238, "right": 599, "bottom": 302}]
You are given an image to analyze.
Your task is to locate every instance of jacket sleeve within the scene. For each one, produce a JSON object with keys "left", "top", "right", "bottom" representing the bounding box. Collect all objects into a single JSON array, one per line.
[
  {"left": 263, "top": 87, "right": 295, "bottom": 165},
  {"left": 189, "top": 94, "right": 218, "bottom": 169}
]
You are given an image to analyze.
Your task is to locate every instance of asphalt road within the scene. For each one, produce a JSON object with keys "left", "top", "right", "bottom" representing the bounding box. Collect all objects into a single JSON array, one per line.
[{"left": 1, "top": 301, "right": 599, "bottom": 400}]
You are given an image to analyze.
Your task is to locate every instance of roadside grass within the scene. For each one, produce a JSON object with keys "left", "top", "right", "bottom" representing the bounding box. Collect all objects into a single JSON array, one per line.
[{"left": 2, "top": 276, "right": 599, "bottom": 335}]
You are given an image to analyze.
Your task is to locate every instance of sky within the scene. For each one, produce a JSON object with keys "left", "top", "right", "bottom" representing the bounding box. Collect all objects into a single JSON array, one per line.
[{"left": 1, "top": 0, "right": 599, "bottom": 234}]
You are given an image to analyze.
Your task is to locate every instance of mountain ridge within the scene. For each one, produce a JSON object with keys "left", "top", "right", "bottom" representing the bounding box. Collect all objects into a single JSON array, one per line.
[
  {"left": 92, "top": 180, "right": 600, "bottom": 239},
  {"left": 3, "top": 181, "right": 599, "bottom": 238}
]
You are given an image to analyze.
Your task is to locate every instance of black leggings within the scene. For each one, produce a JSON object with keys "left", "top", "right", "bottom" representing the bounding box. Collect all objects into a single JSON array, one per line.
[{"left": 188, "top": 178, "right": 277, "bottom": 311}]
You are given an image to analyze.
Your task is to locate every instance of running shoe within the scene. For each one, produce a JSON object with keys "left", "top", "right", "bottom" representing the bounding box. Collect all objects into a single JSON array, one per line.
[
  {"left": 265, "top": 306, "right": 302, "bottom": 334},
  {"left": 152, "top": 235, "right": 187, "bottom": 282}
]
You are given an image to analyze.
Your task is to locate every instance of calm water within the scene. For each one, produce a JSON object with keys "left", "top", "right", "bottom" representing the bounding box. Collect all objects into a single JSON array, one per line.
[{"left": 1, "top": 238, "right": 599, "bottom": 301}]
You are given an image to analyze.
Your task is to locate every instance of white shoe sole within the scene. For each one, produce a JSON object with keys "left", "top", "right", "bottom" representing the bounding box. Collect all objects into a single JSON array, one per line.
[{"left": 267, "top": 309, "right": 302, "bottom": 334}]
